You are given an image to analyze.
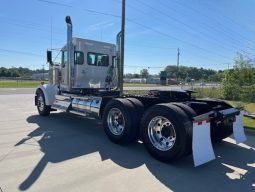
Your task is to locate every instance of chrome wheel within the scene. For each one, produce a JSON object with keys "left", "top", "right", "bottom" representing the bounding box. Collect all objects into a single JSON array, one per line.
[
  {"left": 107, "top": 108, "right": 125, "bottom": 135},
  {"left": 38, "top": 95, "right": 45, "bottom": 112},
  {"left": 148, "top": 116, "right": 176, "bottom": 151}
]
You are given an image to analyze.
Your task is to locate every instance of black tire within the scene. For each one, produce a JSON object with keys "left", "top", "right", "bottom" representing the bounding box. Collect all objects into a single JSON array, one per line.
[
  {"left": 36, "top": 89, "right": 51, "bottom": 116},
  {"left": 126, "top": 98, "right": 144, "bottom": 117},
  {"left": 126, "top": 98, "right": 144, "bottom": 139},
  {"left": 141, "top": 103, "right": 191, "bottom": 163},
  {"left": 172, "top": 103, "right": 197, "bottom": 155},
  {"left": 172, "top": 103, "right": 197, "bottom": 121},
  {"left": 211, "top": 121, "right": 233, "bottom": 142},
  {"left": 102, "top": 98, "right": 139, "bottom": 144}
]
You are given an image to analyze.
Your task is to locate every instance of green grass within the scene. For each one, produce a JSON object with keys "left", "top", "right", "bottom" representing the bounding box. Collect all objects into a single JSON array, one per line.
[
  {"left": 244, "top": 103, "right": 255, "bottom": 114},
  {"left": 225, "top": 100, "right": 255, "bottom": 129},
  {"left": 0, "top": 80, "right": 43, "bottom": 88},
  {"left": 123, "top": 83, "right": 158, "bottom": 87},
  {"left": 193, "top": 87, "right": 223, "bottom": 99},
  {"left": 226, "top": 100, "right": 255, "bottom": 114},
  {"left": 123, "top": 90, "right": 149, "bottom": 95},
  {"left": 243, "top": 116, "right": 255, "bottom": 129}
]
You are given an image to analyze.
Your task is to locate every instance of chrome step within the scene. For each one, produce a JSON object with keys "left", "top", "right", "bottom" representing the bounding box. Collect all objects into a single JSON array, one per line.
[
  {"left": 52, "top": 95, "right": 71, "bottom": 112},
  {"left": 69, "top": 110, "right": 87, "bottom": 116},
  {"left": 55, "top": 94, "right": 71, "bottom": 101}
]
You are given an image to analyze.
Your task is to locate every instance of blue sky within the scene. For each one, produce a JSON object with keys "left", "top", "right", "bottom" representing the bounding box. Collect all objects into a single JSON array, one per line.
[{"left": 0, "top": 0, "right": 255, "bottom": 74}]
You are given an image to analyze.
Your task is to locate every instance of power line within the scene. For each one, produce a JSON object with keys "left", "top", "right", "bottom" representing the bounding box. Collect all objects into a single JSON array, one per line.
[
  {"left": 160, "top": 0, "right": 255, "bottom": 48},
  {"left": 199, "top": 0, "right": 255, "bottom": 43},
  {"left": 124, "top": 0, "right": 255, "bottom": 66},
  {"left": 126, "top": 18, "right": 232, "bottom": 60},
  {"left": 37, "top": 0, "right": 234, "bottom": 61},
  {"left": 126, "top": 44, "right": 177, "bottom": 50},
  {"left": 38, "top": 0, "right": 121, "bottom": 18},
  {"left": 121, "top": 0, "right": 252, "bottom": 59},
  {"left": 135, "top": 0, "right": 251, "bottom": 55},
  {"left": 122, "top": 0, "right": 237, "bottom": 52},
  {"left": 0, "top": 18, "right": 177, "bottom": 52},
  {"left": 0, "top": 48, "right": 44, "bottom": 57},
  {"left": 5, "top": 0, "right": 249, "bottom": 71},
  {"left": 125, "top": 65, "right": 165, "bottom": 68},
  {"left": 0, "top": 16, "right": 179, "bottom": 51}
]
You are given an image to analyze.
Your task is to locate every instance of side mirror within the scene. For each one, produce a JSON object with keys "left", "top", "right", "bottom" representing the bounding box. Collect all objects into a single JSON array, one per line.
[{"left": 47, "top": 50, "right": 52, "bottom": 64}]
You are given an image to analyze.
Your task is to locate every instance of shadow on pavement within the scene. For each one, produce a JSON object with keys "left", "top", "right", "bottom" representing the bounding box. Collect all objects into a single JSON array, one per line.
[{"left": 16, "top": 113, "right": 255, "bottom": 191}]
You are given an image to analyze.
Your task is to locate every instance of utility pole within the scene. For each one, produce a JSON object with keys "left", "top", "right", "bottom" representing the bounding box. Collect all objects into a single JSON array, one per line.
[
  {"left": 50, "top": 17, "right": 53, "bottom": 50},
  {"left": 120, "top": 0, "right": 125, "bottom": 95},
  {"left": 177, "top": 48, "right": 180, "bottom": 82}
]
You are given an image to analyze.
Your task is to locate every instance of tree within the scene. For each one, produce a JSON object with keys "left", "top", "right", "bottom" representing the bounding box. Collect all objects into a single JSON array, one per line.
[
  {"left": 133, "top": 73, "right": 140, "bottom": 78},
  {"left": 222, "top": 53, "right": 255, "bottom": 101},
  {"left": 164, "top": 65, "right": 218, "bottom": 82},
  {"left": 140, "top": 69, "right": 149, "bottom": 79},
  {"left": 0, "top": 67, "right": 48, "bottom": 78}
]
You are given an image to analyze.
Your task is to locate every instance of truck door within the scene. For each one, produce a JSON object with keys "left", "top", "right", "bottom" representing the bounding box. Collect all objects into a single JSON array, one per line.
[{"left": 85, "top": 52, "right": 109, "bottom": 88}]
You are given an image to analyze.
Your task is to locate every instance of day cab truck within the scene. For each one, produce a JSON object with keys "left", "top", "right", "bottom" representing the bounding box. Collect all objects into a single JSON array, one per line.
[{"left": 35, "top": 16, "right": 246, "bottom": 167}]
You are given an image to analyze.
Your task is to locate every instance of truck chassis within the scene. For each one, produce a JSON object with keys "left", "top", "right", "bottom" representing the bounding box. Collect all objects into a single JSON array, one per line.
[{"left": 35, "top": 85, "right": 246, "bottom": 166}]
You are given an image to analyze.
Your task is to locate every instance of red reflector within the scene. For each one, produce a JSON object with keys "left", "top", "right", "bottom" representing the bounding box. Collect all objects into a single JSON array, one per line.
[{"left": 197, "top": 121, "right": 203, "bottom": 125}]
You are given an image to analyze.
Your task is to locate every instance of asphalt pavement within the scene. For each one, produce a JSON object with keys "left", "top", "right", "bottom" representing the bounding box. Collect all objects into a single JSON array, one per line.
[{"left": 0, "top": 90, "right": 254, "bottom": 192}]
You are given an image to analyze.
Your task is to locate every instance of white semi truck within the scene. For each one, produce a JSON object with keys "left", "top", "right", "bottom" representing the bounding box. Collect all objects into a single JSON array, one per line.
[{"left": 35, "top": 16, "right": 246, "bottom": 167}]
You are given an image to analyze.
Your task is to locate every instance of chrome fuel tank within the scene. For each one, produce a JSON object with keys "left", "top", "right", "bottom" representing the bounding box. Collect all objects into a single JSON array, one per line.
[{"left": 71, "top": 96, "right": 102, "bottom": 117}]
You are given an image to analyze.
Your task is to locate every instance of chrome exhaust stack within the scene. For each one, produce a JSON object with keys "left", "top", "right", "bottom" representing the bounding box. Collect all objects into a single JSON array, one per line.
[
  {"left": 116, "top": 31, "right": 121, "bottom": 92},
  {"left": 65, "top": 16, "right": 74, "bottom": 91}
]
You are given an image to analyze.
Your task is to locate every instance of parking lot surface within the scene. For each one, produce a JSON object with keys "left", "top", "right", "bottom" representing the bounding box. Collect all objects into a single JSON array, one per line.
[{"left": 0, "top": 90, "right": 254, "bottom": 192}]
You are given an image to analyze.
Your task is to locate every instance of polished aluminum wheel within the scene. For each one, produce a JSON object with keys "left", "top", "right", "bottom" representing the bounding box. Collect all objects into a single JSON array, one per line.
[
  {"left": 38, "top": 95, "right": 45, "bottom": 112},
  {"left": 107, "top": 108, "right": 125, "bottom": 135},
  {"left": 148, "top": 116, "right": 176, "bottom": 151}
]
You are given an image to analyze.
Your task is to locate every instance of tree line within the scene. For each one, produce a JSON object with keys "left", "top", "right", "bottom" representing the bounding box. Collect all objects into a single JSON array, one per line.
[
  {"left": 124, "top": 66, "right": 224, "bottom": 82},
  {"left": 163, "top": 65, "right": 224, "bottom": 82},
  {"left": 0, "top": 67, "right": 48, "bottom": 78}
]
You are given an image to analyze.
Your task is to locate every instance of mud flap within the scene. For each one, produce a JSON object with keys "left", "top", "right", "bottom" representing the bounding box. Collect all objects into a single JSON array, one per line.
[
  {"left": 192, "top": 108, "right": 247, "bottom": 167},
  {"left": 233, "top": 111, "right": 247, "bottom": 144},
  {"left": 192, "top": 120, "right": 215, "bottom": 167}
]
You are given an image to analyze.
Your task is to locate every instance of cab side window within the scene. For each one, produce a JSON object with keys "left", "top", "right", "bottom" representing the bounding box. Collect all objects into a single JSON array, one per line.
[
  {"left": 74, "top": 51, "right": 84, "bottom": 65},
  {"left": 87, "top": 52, "right": 109, "bottom": 67},
  {"left": 88, "top": 53, "right": 96, "bottom": 65},
  {"left": 97, "top": 55, "right": 108, "bottom": 66}
]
